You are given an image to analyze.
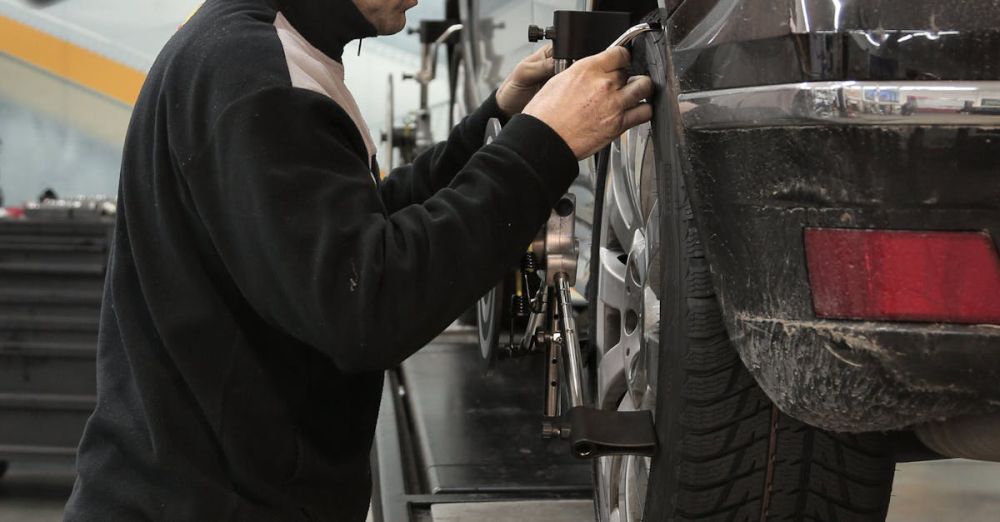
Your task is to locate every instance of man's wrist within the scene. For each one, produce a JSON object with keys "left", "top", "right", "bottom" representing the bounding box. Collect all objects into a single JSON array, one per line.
[
  {"left": 495, "top": 84, "right": 516, "bottom": 119},
  {"left": 484, "top": 90, "right": 512, "bottom": 125}
]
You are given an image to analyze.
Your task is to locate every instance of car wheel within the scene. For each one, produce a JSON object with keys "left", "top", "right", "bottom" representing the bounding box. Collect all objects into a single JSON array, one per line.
[
  {"left": 453, "top": 47, "right": 478, "bottom": 326},
  {"left": 449, "top": 47, "right": 471, "bottom": 129},
  {"left": 588, "top": 23, "right": 896, "bottom": 522}
]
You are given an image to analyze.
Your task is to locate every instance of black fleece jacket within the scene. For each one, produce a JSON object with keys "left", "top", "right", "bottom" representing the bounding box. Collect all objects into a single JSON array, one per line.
[{"left": 63, "top": 0, "right": 578, "bottom": 520}]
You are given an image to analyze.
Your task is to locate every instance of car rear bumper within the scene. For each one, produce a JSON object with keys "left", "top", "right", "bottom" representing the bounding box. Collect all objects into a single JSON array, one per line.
[
  {"left": 680, "top": 81, "right": 1000, "bottom": 431},
  {"left": 733, "top": 316, "right": 1000, "bottom": 432}
]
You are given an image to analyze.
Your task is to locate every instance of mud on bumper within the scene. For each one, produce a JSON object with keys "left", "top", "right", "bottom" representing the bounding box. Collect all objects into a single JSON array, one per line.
[
  {"left": 732, "top": 316, "right": 1000, "bottom": 432},
  {"left": 678, "top": 91, "right": 1000, "bottom": 432}
]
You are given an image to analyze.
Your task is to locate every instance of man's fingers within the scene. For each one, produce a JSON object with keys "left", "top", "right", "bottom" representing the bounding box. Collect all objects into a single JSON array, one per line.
[
  {"left": 512, "top": 45, "right": 556, "bottom": 84},
  {"left": 527, "top": 43, "right": 553, "bottom": 62},
  {"left": 620, "top": 75, "right": 654, "bottom": 106},
  {"left": 620, "top": 102, "right": 654, "bottom": 132},
  {"left": 534, "top": 43, "right": 553, "bottom": 60},
  {"left": 592, "top": 46, "right": 631, "bottom": 72},
  {"left": 618, "top": 75, "right": 655, "bottom": 130},
  {"left": 516, "top": 57, "right": 555, "bottom": 84}
]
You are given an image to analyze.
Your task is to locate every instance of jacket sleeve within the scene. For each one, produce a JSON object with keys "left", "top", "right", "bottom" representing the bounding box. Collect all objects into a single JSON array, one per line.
[
  {"left": 378, "top": 92, "right": 508, "bottom": 212},
  {"left": 181, "top": 86, "right": 577, "bottom": 372}
]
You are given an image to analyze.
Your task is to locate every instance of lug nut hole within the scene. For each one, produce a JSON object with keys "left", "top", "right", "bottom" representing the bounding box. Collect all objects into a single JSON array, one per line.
[{"left": 625, "top": 309, "right": 639, "bottom": 335}]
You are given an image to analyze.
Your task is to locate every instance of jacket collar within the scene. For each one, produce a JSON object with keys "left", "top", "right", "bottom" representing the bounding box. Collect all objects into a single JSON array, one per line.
[{"left": 270, "top": 0, "right": 377, "bottom": 62}]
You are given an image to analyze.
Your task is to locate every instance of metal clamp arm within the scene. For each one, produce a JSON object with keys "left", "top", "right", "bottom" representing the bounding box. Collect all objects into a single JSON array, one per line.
[{"left": 606, "top": 22, "right": 662, "bottom": 50}]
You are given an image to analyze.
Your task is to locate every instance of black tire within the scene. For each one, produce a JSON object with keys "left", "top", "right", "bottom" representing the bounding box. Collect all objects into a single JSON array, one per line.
[
  {"left": 0, "top": 460, "right": 7, "bottom": 480},
  {"left": 645, "top": 164, "right": 896, "bottom": 521},
  {"left": 590, "top": 14, "right": 897, "bottom": 521}
]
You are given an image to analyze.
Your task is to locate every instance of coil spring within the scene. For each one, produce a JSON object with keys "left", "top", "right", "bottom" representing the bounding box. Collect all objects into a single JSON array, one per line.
[
  {"left": 521, "top": 252, "right": 538, "bottom": 274},
  {"left": 512, "top": 294, "right": 530, "bottom": 318}
]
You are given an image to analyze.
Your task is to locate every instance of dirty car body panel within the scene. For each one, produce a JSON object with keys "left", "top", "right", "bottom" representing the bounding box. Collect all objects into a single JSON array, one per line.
[{"left": 670, "top": 0, "right": 1000, "bottom": 431}]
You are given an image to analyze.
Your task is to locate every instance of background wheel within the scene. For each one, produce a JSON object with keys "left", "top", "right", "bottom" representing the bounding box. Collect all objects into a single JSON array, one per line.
[
  {"left": 476, "top": 273, "right": 524, "bottom": 367},
  {"left": 448, "top": 48, "right": 471, "bottom": 130},
  {"left": 448, "top": 45, "right": 485, "bottom": 330},
  {"left": 453, "top": 49, "right": 478, "bottom": 326},
  {"left": 588, "top": 21, "right": 896, "bottom": 522},
  {"left": 476, "top": 280, "right": 504, "bottom": 362}
]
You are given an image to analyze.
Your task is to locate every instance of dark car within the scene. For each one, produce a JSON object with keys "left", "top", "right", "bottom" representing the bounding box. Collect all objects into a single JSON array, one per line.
[{"left": 453, "top": 1, "right": 1000, "bottom": 520}]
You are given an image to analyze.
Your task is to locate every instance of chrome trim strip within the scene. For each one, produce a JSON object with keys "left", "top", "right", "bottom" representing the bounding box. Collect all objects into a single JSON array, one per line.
[{"left": 679, "top": 81, "right": 1000, "bottom": 129}]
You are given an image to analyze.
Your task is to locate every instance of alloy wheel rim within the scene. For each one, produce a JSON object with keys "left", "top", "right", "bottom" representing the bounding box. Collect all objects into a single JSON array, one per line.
[{"left": 594, "top": 122, "right": 660, "bottom": 522}]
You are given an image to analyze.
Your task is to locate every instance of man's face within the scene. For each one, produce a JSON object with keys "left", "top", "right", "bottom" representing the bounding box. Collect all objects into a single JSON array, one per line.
[{"left": 352, "top": 0, "right": 418, "bottom": 35}]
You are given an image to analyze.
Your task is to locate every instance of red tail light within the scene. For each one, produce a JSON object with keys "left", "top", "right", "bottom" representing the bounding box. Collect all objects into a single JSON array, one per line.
[{"left": 804, "top": 228, "right": 1000, "bottom": 324}]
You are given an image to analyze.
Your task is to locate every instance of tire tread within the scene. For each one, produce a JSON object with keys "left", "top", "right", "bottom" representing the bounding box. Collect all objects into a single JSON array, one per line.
[{"left": 653, "top": 194, "right": 894, "bottom": 521}]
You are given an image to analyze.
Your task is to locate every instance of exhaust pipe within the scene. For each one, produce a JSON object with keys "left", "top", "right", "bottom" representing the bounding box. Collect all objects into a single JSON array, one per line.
[{"left": 915, "top": 413, "right": 1000, "bottom": 462}]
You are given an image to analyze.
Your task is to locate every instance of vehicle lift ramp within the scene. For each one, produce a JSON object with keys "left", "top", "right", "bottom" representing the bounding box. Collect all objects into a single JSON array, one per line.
[{"left": 370, "top": 327, "right": 593, "bottom": 522}]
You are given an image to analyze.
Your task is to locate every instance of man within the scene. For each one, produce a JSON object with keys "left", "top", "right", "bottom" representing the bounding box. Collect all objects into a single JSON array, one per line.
[{"left": 64, "top": 0, "right": 653, "bottom": 520}]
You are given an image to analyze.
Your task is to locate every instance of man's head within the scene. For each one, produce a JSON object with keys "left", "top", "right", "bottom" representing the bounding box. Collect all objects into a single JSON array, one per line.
[{"left": 352, "top": 0, "right": 418, "bottom": 35}]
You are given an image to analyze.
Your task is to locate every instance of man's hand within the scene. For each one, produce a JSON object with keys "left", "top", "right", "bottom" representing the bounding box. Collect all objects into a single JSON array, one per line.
[
  {"left": 496, "top": 44, "right": 555, "bottom": 118},
  {"left": 523, "top": 47, "right": 654, "bottom": 159}
]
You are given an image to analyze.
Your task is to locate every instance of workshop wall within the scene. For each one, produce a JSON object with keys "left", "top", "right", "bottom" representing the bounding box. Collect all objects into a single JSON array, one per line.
[{"left": 0, "top": 0, "right": 447, "bottom": 206}]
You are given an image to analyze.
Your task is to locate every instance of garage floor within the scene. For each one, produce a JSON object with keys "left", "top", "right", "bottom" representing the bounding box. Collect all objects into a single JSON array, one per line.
[{"left": 3, "top": 459, "right": 1000, "bottom": 521}]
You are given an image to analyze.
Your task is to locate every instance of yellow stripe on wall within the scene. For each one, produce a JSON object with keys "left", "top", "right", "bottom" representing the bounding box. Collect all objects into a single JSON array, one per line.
[{"left": 0, "top": 15, "right": 146, "bottom": 106}]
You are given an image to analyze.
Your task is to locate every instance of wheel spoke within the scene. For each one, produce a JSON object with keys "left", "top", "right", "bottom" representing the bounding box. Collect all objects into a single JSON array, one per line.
[
  {"left": 644, "top": 200, "right": 662, "bottom": 298},
  {"left": 607, "top": 143, "right": 641, "bottom": 252},
  {"left": 642, "top": 285, "right": 661, "bottom": 402},
  {"left": 597, "top": 341, "right": 627, "bottom": 409},
  {"left": 607, "top": 202, "right": 635, "bottom": 253},
  {"left": 597, "top": 247, "right": 628, "bottom": 311},
  {"left": 625, "top": 124, "right": 652, "bottom": 216},
  {"left": 597, "top": 454, "right": 625, "bottom": 522},
  {"left": 623, "top": 455, "right": 651, "bottom": 522}
]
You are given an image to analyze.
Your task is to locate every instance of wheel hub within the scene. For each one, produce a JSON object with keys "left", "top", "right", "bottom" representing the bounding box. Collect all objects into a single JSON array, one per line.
[{"left": 623, "top": 230, "right": 649, "bottom": 407}]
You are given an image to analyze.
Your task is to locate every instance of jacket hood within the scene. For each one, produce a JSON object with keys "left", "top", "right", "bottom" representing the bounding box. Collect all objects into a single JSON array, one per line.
[{"left": 270, "top": 0, "right": 378, "bottom": 61}]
